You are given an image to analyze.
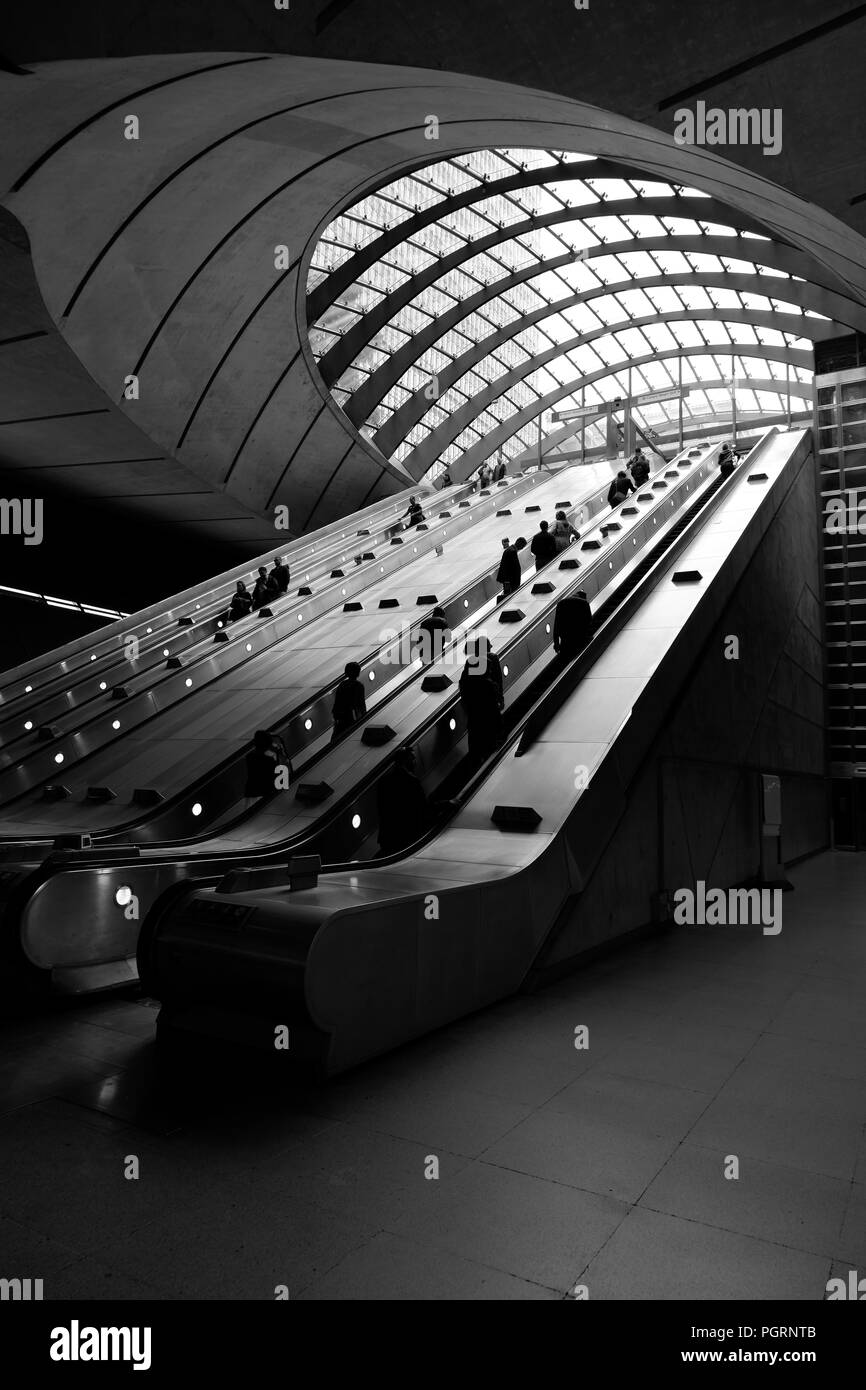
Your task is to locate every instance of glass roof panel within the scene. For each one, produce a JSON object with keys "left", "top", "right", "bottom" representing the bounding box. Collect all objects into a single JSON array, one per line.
[{"left": 308, "top": 146, "right": 822, "bottom": 476}]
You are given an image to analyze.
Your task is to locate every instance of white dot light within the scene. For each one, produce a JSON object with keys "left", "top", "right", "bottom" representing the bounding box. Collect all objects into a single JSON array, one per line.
[
  {"left": 24, "top": 720, "right": 33, "bottom": 731},
  {"left": 90, "top": 654, "right": 96, "bottom": 662},
  {"left": 246, "top": 643, "right": 252, "bottom": 652},
  {"left": 503, "top": 665, "right": 509, "bottom": 676},
  {"left": 297, "top": 614, "right": 303, "bottom": 621},
  {"left": 115, "top": 885, "right": 132, "bottom": 907},
  {"left": 24, "top": 685, "right": 32, "bottom": 693},
  {"left": 185, "top": 678, "right": 193, "bottom": 688},
  {"left": 54, "top": 753, "right": 64, "bottom": 764},
  {"left": 112, "top": 720, "right": 120, "bottom": 730},
  {"left": 545, "top": 624, "right": 551, "bottom": 634},
  {"left": 191, "top": 802, "right": 203, "bottom": 817},
  {"left": 449, "top": 718, "right": 456, "bottom": 731},
  {"left": 163, "top": 648, "right": 169, "bottom": 657},
  {"left": 146, "top": 627, "right": 152, "bottom": 634},
  {"left": 99, "top": 681, "right": 107, "bottom": 691},
  {"left": 351, "top": 814, "right": 361, "bottom": 830},
  {"left": 304, "top": 718, "right": 313, "bottom": 731}
]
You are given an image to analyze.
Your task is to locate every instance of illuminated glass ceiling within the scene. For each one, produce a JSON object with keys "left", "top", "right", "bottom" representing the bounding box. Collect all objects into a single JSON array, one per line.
[{"left": 306, "top": 148, "right": 828, "bottom": 482}]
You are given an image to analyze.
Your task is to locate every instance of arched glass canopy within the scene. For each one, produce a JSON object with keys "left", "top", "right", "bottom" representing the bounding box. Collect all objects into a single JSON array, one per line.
[{"left": 306, "top": 148, "right": 833, "bottom": 482}]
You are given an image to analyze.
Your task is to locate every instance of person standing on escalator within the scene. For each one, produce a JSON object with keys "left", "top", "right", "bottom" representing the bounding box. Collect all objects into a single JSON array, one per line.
[
  {"left": 530, "top": 520, "right": 557, "bottom": 571},
  {"left": 245, "top": 730, "right": 292, "bottom": 802},
  {"left": 459, "top": 639, "right": 505, "bottom": 765},
  {"left": 553, "top": 590, "right": 593, "bottom": 663},
  {"left": 376, "top": 745, "right": 432, "bottom": 856},
  {"left": 331, "top": 661, "right": 367, "bottom": 742},
  {"left": 496, "top": 537, "right": 522, "bottom": 597},
  {"left": 718, "top": 442, "right": 737, "bottom": 479}
]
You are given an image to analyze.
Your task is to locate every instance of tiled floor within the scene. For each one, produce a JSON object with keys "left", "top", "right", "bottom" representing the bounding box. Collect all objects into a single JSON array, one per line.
[{"left": 0, "top": 850, "right": 863, "bottom": 1300}]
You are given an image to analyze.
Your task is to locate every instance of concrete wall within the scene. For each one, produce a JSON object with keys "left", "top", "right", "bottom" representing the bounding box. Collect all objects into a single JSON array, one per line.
[{"left": 539, "top": 442, "right": 828, "bottom": 973}]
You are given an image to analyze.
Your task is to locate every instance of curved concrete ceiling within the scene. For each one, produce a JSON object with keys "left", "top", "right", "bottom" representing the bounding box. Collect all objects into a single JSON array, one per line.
[{"left": 1, "top": 53, "right": 866, "bottom": 527}]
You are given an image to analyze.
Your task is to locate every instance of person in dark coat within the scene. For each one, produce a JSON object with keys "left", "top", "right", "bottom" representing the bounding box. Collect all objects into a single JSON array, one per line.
[
  {"left": 553, "top": 590, "right": 593, "bottom": 661},
  {"left": 270, "top": 556, "right": 290, "bottom": 594},
  {"left": 459, "top": 651, "right": 504, "bottom": 765},
  {"left": 530, "top": 520, "right": 557, "bottom": 571},
  {"left": 245, "top": 730, "right": 291, "bottom": 800},
  {"left": 718, "top": 443, "right": 736, "bottom": 479},
  {"left": 630, "top": 450, "right": 651, "bottom": 487},
  {"left": 495, "top": 460, "right": 507, "bottom": 482},
  {"left": 331, "top": 661, "right": 367, "bottom": 741},
  {"left": 440, "top": 468, "right": 453, "bottom": 488},
  {"left": 252, "top": 565, "right": 276, "bottom": 608},
  {"left": 464, "top": 635, "right": 504, "bottom": 704},
  {"left": 376, "top": 745, "right": 431, "bottom": 856},
  {"left": 608, "top": 471, "right": 635, "bottom": 508},
  {"left": 416, "top": 607, "right": 450, "bottom": 664},
  {"left": 404, "top": 495, "right": 425, "bottom": 528},
  {"left": 225, "top": 580, "right": 253, "bottom": 624},
  {"left": 496, "top": 538, "right": 522, "bottom": 596}
]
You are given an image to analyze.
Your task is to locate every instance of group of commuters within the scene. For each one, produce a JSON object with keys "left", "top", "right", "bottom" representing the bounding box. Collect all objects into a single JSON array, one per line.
[
  {"left": 606, "top": 447, "right": 652, "bottom": 511},
  {"left": 529, "top": 511, "right": 580, "bottom": 571},
  {"left": 475, "top": 459, "right": 508, "bottom": 490},
  {"left": 224, "top": 556, "right": 291, "bottom": 624}
]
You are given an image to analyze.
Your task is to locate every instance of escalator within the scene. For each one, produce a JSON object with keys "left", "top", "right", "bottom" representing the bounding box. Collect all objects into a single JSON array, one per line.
[
  {"left": 0, "top": 448, "right": 717, "bottom": 996},
  {"left": 135, "top": 427, "right": 811, "bottom": 1074}
]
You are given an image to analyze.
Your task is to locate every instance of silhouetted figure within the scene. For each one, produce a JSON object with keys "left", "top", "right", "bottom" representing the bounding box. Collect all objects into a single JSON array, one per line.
[
  {"left": 245, "top": 730, "right": 291, "bottom": 799},
  {"left": 469, "top": 635, "right": 503, "bottom": 705},
  {"left": 496, "top": 537, "right": 521, "bottom": 596},
  {"left": 225, "top": 580, "right": 253, "bottom": 624},
  {"left": 404, "top": 495, "right": 425, "bottom": 528},
  {"left": 417, "top": 607, "right": 450, "bottom": 663},
  {"left": 495, "top": 460, "right": 507, "bottom": 482},
  {"left": 608, "top": 471, "right": 635, "bottom": 508},
  {"left": 271, "top": 556, "right": 290, "bottom": 594},
  {"left": 459, "top": 647, "right": 504, "bottom": 765},
  {"left": 377, "top": 745, "right": 431, "bottom": 856},
  {"left": 552, "top": 510, "right": 579, "bottom": 553},
  {"left": 331, "top": 661, "right": 367, "bottom": 741},
  {"left": 554, "top": 589, "right": 593, "bottom": 662},
  {"left": 530, "top": 520, "right": 557, "bottom": 570},
  {"left": 719, "top": 443, "right": 736, "bottom": 479},
  {"left": 252, "top": 565, "right": 276, "bottom": 608},
  {"left": 441, "top": 468, "right": 453, "bottom": 488},
  {"left": 631, "top": 450, "right": 651, "bottom": 487}
]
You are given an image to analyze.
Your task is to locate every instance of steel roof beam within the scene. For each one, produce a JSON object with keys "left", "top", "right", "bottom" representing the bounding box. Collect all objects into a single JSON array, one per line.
[
  {"left": 345, "top": 265, "right": 862, "bottom": 428},
  {"left": 305, "top": 154, "right": 705, "bottom": 321},
  {"left": 416, "top": 342, "right": 808, "bottom": 482},
  {"left": 314, "top": 196, "right": 786, "bottom": 386},
  {"left": 372, "top": 304, "right": 835, "bottom": 458},
  {"left": 386, "top": 311, "right": 813, "bottom": 472}
]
